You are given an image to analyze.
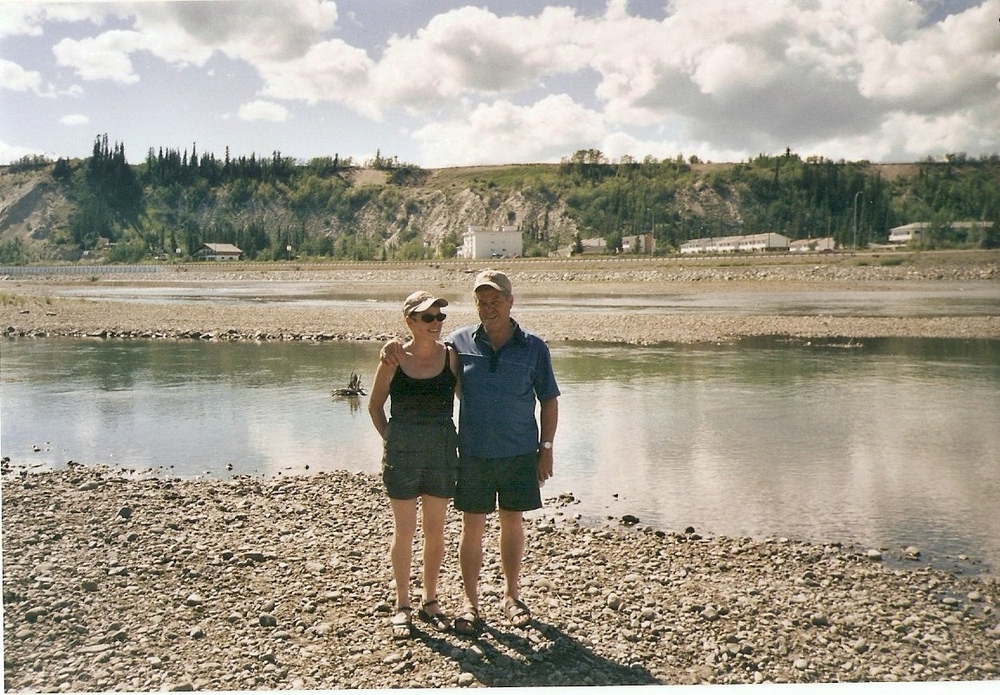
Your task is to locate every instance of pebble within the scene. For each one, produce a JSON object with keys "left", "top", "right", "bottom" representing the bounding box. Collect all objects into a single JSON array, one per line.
[{"left": 2, "top": 451, "right": 999, "bottom": 690}]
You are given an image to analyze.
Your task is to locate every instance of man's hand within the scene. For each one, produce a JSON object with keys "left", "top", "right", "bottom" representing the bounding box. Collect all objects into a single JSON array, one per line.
[
  {"left": 536, "top": 449, "right": 553, "bottom": 486},
  {"left": 380, "top": 338, "right": 405, "bottom": 366}
]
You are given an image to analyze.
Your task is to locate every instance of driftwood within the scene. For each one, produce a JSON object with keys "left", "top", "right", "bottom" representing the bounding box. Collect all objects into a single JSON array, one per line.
[{"left": 332, "top": 371, "right": 366, "bottom": 397}]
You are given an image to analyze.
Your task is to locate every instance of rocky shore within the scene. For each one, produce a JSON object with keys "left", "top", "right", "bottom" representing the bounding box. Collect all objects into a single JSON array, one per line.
[
  {"left": 3, "top": 466, "right": 999, "bottom": 691},
  {"left": 3, "top": 252, "right": 1000, "bottom": 690}
]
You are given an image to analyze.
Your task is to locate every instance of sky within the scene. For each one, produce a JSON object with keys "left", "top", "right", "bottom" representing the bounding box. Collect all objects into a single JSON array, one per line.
[{"left": 1, "top": 0, "right": 997, "bottom": 168}]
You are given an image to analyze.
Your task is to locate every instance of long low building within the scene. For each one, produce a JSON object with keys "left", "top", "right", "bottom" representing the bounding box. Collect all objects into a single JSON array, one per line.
[
  {"left": 195, "top": 243, "right": 243, "bottom": 261},
  {"left": 680, "top": 233, "right": 790, "bottom": 254},
  {"left": 789, "top": 237, "right": 837, "bottom": 253},
  {"left": 888, "top": 221, "right": 991, "bottom": 244}
]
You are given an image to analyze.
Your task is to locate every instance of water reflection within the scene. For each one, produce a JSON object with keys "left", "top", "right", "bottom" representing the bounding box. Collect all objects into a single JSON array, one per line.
[
  {"left": 1, "top": 340, "right": 385, "bottom": 478},
  {"left": 551, "top": 338, "right": 1000, "bottom": 574},
  {"left": 2, "top": 337, "right": 999, "bottom": 573}
]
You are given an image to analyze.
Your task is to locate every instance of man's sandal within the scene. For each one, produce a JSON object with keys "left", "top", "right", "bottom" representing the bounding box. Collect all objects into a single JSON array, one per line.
[
  {"left": 503, "top": 597, "right": 531, "bottom": 628},
  {"left": 417, "top": 599, "right": 452, "bottom": 632},
  {"left": 390, "top": 606, "right": 412, "bottom": 640},
  {"left": 453, "top": 606, "right": 482, "bottom": 636}
]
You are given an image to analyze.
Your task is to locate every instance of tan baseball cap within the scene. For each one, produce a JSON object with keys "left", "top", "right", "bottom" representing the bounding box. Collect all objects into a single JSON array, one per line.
[
  {"left": 403, "top": 291, "right": 448, "bottom": 316},
  {"left": 473, "top": 269, "right": 512, "bottom": 294}
]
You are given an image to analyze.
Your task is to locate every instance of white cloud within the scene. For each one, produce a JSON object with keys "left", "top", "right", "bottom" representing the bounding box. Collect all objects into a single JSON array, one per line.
[
  {"left": 0, "top": 6, "right": 45, "bottom": 39},
  {"left": 131, "top": 0, "right": 338, "bottom": 64},
  {"left": 413, "top": 94, "right": 605, "bottom": 166},
  {"left": 0, "top": 3, "right": 134, "bottom": 40},
  {"left": 256, "top": 39, "right": 377, "bottom": 116},
  {"left": 38, "top": 1, "right": 342, "bottom": 85},
  {"left": 373, "top": 5, "right": 588, "bottom": 112},
  {"left": 599, "top": 129, "right": 747, "bottom": 165},
  {"left": 0, "top": 140, "right": 45, "bottom": 164},
  {"left": 0, "top": 58, "right": 43, "bottom": 94},
  {"left": 2, "top": 0, "right": 997, "bottom": 166},
  {"left": 59, "top": 113, "right": 90, "bottom": 126},
  {"left": 858, "top": 1, "right": 996, "bottom": 110},
  {"left": 574, "top": 0, "right": 997, "bottom": 159},
  {"left": 238, "top": 99, "right": 290, "bottom": 122},
  {"left": 53, "top": 30, "right": 144, "bottom": 84},
  {"left": 881, "top": 110, "right": 995, "bottom": 160}
]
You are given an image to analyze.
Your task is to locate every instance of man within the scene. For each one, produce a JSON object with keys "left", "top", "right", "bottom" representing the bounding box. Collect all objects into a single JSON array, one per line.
[{"left": 383, "top": 269, "right": 560, "bottom": 633}]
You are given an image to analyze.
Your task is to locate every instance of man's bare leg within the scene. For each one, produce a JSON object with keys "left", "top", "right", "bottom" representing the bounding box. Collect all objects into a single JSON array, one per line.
[
  {"left": 499, "top": 509, "right": 531, "bottom": 626},
  {"left": 455, "top": 512, "right": 487, "bottom": 634}
]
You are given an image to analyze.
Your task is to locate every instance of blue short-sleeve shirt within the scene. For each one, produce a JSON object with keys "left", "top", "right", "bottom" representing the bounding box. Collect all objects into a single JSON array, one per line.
[{"left": 448, "top": 321, "right": 560, "bottom": 459}]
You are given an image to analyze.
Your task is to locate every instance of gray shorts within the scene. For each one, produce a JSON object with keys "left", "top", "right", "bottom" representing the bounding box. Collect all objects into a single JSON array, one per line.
[
  {"left": 455, "top": 453, "right": 542, "bottom": 513},
  {"left": 381, "top": 417, "right": 458, "bottom": 500}
]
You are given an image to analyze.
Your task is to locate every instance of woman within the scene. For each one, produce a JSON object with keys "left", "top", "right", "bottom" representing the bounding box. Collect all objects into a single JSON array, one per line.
[{"left": 368, "top": 290, "right": 461, "bottom": 639}]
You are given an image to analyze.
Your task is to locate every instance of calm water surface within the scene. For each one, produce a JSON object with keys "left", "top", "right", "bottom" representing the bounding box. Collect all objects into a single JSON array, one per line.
[{"left": 2, "top": 337, "right": 999, "bottom": 574}]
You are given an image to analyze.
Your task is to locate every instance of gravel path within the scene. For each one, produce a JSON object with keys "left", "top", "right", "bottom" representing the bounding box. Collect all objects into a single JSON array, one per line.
[{"left": 3, "top": 467, "right": 999, "bottom": 691}]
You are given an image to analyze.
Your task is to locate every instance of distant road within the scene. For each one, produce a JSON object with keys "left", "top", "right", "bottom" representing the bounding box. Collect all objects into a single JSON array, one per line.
[{"left": 0, "top": 265, "right": 163, "bottom": 275}]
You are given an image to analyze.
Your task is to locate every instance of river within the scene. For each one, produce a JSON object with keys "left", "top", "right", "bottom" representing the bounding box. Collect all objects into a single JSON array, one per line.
[{"left": 3, "top": 335, "right": 998, "bottom": 575}]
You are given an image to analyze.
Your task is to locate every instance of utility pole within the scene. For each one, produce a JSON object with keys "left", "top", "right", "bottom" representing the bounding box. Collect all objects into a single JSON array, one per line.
[
  {"left": 853, "top": 190, "right": 861, "bottom": 251},
  {"left": 650, "top": 208, "right": 655, "bottom": 254}
]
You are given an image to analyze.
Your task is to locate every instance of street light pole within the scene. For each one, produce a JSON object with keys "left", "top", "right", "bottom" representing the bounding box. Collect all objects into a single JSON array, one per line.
[
  {"left": 852, "top": 191, "right": 861, "bottom": 251},
  {"left": 645, "top": 206, "right": 655, "bottom": 254},
  {"left": 651, "top": 208, "right": 655, "bottom": 254}
]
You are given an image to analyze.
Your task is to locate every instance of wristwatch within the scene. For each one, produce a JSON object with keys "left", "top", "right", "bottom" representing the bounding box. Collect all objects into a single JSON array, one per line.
[{"left": 540, "top": 441, "right": 553, "bottom": 450}]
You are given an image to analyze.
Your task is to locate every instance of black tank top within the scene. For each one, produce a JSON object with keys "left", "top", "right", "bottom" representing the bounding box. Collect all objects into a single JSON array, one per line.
[{"left": 388, "top": 351, "right": 456, "bottom": 419}]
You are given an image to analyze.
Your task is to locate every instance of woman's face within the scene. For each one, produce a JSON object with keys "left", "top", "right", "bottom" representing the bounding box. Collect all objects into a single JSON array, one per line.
[{"left": 407, "top": 307, "right": 447, "bottom": 337}]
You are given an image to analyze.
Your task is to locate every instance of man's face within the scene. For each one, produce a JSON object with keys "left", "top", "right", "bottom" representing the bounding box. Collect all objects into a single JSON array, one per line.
[{"left": 474, "top": 287, "right": 513, "bottom": 328}]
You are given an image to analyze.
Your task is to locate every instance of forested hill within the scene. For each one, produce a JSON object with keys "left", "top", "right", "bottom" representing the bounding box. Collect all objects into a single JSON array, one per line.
[{"left": 1, "top": 137, "right": 997, "bottom": 264}]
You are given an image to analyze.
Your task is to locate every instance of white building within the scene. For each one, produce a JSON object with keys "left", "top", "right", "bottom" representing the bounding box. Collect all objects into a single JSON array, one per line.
[
  {"left": 887, "top": 221, "right": 992, "bottom": 245},
  {"left": 458, "top": 226, "right": 522, "bottom": 259},
  {"left": 680, "top": 233, "right": 790, "bottom": 254},
  {"left": 195, "top": 243, "right": 243, "bottom": 261},
  {"left": 789, "top": 237, "right": 837, "bottom": 253},
  {"left": 573, "top": 237, "right": 606, "bottom": 255},
  {"left": 888, "top": 223, "right": 930, "bottom": 244},
  {"left": 621, "top": 234, "right": 656, "bottom": 254},
  {"left": 563, "top": 233, "right": 655, "bottom": 256}
]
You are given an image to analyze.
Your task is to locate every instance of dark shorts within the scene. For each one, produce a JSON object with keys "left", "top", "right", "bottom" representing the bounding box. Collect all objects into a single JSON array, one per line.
[
  {"left": 381, "top": 418, "right": 458, "bottom": 500},
  {"left": 455, "top": 453, "right": 542, "bottom": 514}
]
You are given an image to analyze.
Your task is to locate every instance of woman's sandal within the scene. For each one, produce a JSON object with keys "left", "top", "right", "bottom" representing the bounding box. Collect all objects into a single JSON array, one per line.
[
  {"left": 503, "top": 597, "right": 531, "bottom": 628},
  {"left": 390, "top": 606, "right": 413, "bottom": 640},
  {"left": 453, "top": 606, "right": 482, "bottom": 637},
  {"left": 417, "top": 598, "right": 452, "bottom": 632}
]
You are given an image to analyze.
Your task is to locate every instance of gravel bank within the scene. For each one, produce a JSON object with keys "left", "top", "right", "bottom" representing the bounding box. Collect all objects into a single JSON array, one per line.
[
  {"left": 4, "top": 294, "right": 1000, "bottom": 345},
  {"left": 2, "top": 253, "right": 999, "bottom": 344},
  {"left": 3, "top": 466, "right": 999, "bottom": 690}
]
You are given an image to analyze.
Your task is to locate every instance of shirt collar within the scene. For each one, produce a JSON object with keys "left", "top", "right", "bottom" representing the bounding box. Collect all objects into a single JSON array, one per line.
[{"left": 473, "top": 319, "right": 525, "bottom": 347}]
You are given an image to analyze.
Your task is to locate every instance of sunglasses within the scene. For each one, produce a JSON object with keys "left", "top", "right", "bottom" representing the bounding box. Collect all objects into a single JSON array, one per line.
[{"left": 414, "top": 312, "right": 447, "bottom": 323}]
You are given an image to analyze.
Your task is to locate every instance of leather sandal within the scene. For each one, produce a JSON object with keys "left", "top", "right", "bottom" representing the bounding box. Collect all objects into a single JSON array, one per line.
[
  {"left": 417, "top": 598, "right": 452, "bottom": 632},
  {"left": 453, "top": 606, "right": 482, "bottom": 636},
  {"left": 503, "top": 597, "right": 531, "bottom": 628},
  {"left": 390, "top": 606, "right": 412, "bottom": 640}
]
